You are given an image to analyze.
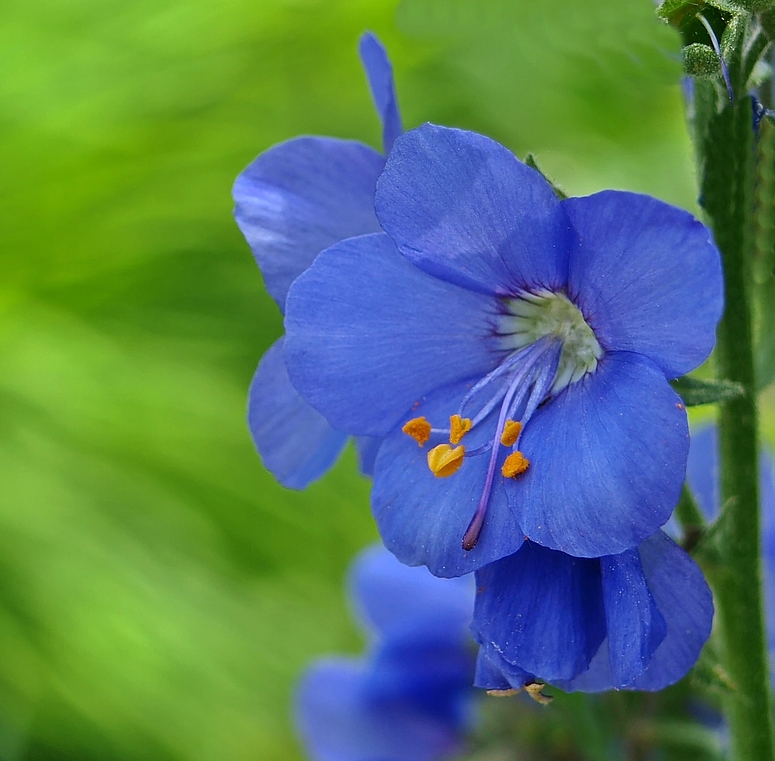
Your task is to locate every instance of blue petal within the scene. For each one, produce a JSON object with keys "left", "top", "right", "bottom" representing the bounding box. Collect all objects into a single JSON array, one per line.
[
  {"left": 560, "top": 531, "right": 713, "bottom": 693},
  {"left": 516, "top": 351, "right": 689, "bottom": 557},
  {"left": 375, "top": 124, "right": 571, "bottom": 295},
  {"left": 355, "top": 436, "right": 382, "bottom": 477},
  {"left": 564, "top": 191, "right": 723, "bottom": 379},
  {"left": 630, "top": 531, "right": 713, "bottom": 690},
  {"left": 248, "top": 338, "right": 348, "bottom": 489},
  {"left": 371, "top": 379, "right": 525, "bottom": 578},
  {"left": 358, "top": 32, "right": 403, "bottom": 154},
  {"left": 473, "top": 649, "right": 532, "bottom": 691},
  {"left": 366, "top": 625, "right": 475, "bottom": 726},
  {"left": 285, "top": 233, "right": 500, "bottom": 437},
  {"left": 553, "top": 641, "right": 613, "bottom": 693},
  {"left": 600, "top": 548, "right": 666, "bottom": 687},
  {"left": 472, "top": 542, "right": 606, "bottom": 683},
  {"left": 348, "top": 544, "right": 474, "bottom": 637},
  {"left": 686, "top": 426, "right": 720, "bottom": 521},
  {"left": 473, "top": 650, "right": 513, "bottom": 691},
  {"left": 296, "top": 658, "right": 463, "bottom": 761},
  {"left": 233, "top": 137, "right": 384, "bottom": 309}
]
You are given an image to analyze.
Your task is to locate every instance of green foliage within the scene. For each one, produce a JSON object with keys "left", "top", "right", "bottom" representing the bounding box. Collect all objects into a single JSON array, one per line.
[
  {"left": 670, "top": 376, "right": 746, "bottom": 405},
  {"left": 523, "top": 153, "right": 568, "bottom": 199},
  {"left": 657, "top": 0, "right": 706, "bottom": 29},
  {"left": 396, "top": 0, "right": 696, "bottom": 208}
]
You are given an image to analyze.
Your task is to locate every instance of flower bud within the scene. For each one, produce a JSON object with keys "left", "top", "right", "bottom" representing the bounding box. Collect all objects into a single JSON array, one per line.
[{"left": 682, "top": 43, "right": 722, "bottom": 78}]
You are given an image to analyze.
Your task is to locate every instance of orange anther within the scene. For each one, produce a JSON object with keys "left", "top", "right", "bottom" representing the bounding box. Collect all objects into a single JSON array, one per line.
[
  {"left": 502, "top": 451, "right": 530, "bottom": 479},
  {"left": 524, "top": 682, "right": 553, "bottom": 705},
  {"left": 402, "top": 416, "right": 432, "bottom": 446},
  {"left": 449, "top": 414, "right": 473, "bottom": 445},
  {"left": 500, "top": 419, "right": 523, "bottom": 447},
  {"left": 427, "top": 444, "right": 465, "bottom": 478}
]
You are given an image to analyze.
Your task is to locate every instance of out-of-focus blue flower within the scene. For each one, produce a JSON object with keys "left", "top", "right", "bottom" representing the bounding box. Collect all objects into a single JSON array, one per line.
[
  {"left": 295, "top": 545, "right": 476, "bottom": 761},
  {"left": 284, "top": 123, "right": 724, "bottom": 575},
  {"left": 472, "top": 530, "right": 713, "bottom": 693},
  {"left": 685, "top": 426, "right": 775, "bottom": 679},
  {"left": 233, "top": 32, "right": 401, "bottom": 488}
]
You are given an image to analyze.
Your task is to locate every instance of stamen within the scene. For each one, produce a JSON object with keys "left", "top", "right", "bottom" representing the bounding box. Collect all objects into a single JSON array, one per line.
[
  {"left": 462, "top": 362, "right": 534, "bottom": 551},
  {"left": 449, "top": 414, "right": 472, "bottom": 445},
  {"left": 462, "top": 339, "right": 562, "bottom": 552},
  {"left": 502, "top": 451, "right": 529, "bottom": 478},
  {"left": 500, "top": 420, "right": 522, "bottom": 447},
  {"left": 427, "top": 444, "right": 465, "bottom": 478},
  {"left": 524, "top": 682, "right": 553, "bottom": 705},
  {"left": 402, "top": 416, "right": 431, "bottom": 446},
  {"left": 457, "top": 343, "right": 536, "bottom": 423}
]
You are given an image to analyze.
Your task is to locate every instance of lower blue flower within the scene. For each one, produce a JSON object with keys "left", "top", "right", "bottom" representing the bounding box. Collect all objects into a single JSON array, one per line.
[
  {"left": 295, "top": 544, "right": 476, "bottom": 761},
  {"left": 297, "top": 656, "right": 467, "bottom": 761},
  {"left": 472, "top": 530, "right": 713, "bottom": 693}
]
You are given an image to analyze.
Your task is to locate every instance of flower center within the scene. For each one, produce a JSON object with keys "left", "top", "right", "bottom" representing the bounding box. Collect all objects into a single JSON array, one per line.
[
  {"left": 498, "top": 290, "right": 602, "bottom": 395},
  {"left": 401, "top": 289, "right": 603, "bottom": 552}
]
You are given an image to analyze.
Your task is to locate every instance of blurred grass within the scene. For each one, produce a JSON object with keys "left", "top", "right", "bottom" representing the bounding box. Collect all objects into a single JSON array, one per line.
[{"left": 0, "top": 0, "right": 757, "bottom": 758}]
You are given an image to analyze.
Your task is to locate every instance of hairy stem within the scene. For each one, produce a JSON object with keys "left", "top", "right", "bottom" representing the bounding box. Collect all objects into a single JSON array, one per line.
[{"left": 701, "top": 94, "right": 775, "bottom": 760}]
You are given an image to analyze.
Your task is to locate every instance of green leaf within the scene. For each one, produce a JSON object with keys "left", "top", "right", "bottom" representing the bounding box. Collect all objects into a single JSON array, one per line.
[
  {"left": 670, "top": 375, "right": 746, "bottom": 405},
  {"left": 524, "top": 153, "right": 568, "bottom": 199},
  {"left": 657, "top": 0, "right": 705, "bottom": 28},
  {"left": 648, "top": 719, "right": 727, "bottom": 759},
  {"left": 693, "top": 496, "right": 735, "bottom": 567},
  {"left": 654, "top": 0, "right": 742, "bottom": 27},
  {"left": 691, "top": 640, "right": 738, "bottom": 696}
]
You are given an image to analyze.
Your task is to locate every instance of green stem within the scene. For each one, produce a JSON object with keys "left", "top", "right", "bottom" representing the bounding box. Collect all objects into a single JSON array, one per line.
[{"left": 701, "top": 96, "right": 775, "bottom": 760}]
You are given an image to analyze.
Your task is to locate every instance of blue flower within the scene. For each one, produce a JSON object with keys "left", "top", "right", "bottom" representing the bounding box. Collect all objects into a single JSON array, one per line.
[
  {"left": 472, "top": 530, "right": 713, "bottom": 693},
  {"left": 284, "top": 123, "right": 724, "bottom": 574},
  {"left": 295, "top": 545, "right": 476, "bottom": 761},
  {"left": 232, "top": 32, "right": 401, "bottom": 488},
  {"left": 684, "top": 426, "right": 775, "bottom": 680}
]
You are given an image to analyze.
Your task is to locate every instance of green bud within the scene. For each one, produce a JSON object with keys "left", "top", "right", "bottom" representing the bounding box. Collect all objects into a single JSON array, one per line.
[{"left": 682, "top": 43, "right": 722, "bottom": 78}]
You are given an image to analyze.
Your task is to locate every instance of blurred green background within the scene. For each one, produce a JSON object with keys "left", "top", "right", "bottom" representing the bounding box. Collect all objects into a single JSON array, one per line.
[{"left": 0, "top": 0, "right": 752, "bottom": 758}]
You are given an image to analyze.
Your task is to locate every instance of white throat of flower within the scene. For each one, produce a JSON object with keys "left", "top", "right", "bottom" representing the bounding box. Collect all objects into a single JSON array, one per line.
[{"left": 498, "top": 289, "right": 602, "bottom": 395}]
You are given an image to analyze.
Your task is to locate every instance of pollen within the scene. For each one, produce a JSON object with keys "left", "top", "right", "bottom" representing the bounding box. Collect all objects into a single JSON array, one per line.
[
  {"left": 500, "top": 419, "right": 522, "bottom": 447},
  {"left": 449, "top": 414, "right": 473, "bottom": 445},
  {"left": 427, "top": 444, "right": 465, "bottom": 478},
  {"left": 502, "top": 451, "right": 530, "bottom": 479},
  {"left": 524, "top": 682, "right": 553, "bottom": 705},
  {"left": 402, "top": 416, "right": 431, "bottom": 446},
  {"left": 486, "top": 688, "right": 519, "bottom": 698}
]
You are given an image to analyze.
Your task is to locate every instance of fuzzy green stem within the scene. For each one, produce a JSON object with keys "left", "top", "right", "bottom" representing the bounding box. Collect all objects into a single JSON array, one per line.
[{"left": 701, "top": 96, "right": 775, "bottom": 760}]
